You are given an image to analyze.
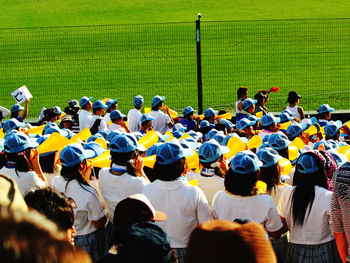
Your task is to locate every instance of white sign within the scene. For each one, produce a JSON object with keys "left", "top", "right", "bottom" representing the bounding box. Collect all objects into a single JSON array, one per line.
[{"left": 11, "top": 86, "right": 32, "bottom": 104}]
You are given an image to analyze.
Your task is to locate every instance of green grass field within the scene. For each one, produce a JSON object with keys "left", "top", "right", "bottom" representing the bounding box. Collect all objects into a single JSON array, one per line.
[{"left": 0, "top": 1, "right": 349, "bottom": 119}]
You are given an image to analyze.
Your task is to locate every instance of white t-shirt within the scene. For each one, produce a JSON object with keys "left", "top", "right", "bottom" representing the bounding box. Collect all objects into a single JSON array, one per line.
[
  {"left": 285, "top": 105, "right": 301, "bottom": 119},
  {"left": 186, "top": 171, "right": 224, "bottom": 207},
  {"left": 108, "top": 123, "right": 125, "bottom": 133},
  {"left": 0, "top": 167, "right": 46, "bottom": 196},
  {"left": 142, "top": 178, "right": 212, "bottom": 248},
  {"left": 98, "top": 168, "right": 149, "bottom": 220},
  {"left": 278, "top": 186, "right": 334, "bottom": 245},
  {"left": 127, "top": 109, "right": 142, "bottom": 133},
  {"left": 150, "top": 110, "right": 171, "bottom": 133},
  {"left": 268, "top": 184, "right": 290, "bottom": 207},
  {"left": 52, "top": 176, "right": 105, "bottom": 236},
  {"left": 79, "top": 109, "right": 92, "bottom": 131},
  {"left": 89, "top": 115, "right": 107, "bottom": 132},
  {"left": 212, "top": 190, "right": 283, "bottom": 233},
  {"left": 104, "top": 113, "right": 111, "bottom": 126}
]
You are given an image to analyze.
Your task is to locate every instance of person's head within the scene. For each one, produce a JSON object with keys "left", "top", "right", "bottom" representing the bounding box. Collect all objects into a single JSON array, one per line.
[
  {"left": 259, "top": 89, "right": 269, "bottom": 103},
  {"left": 185, "top": 220, "right": 277, "bottom": 263},
  {"left": 4, "top": 132, "right": 39, "bottom": 173},
  {"left": 153, "top": 141, "right": 193, "bottom": 181},
  {"left": 3, "top": 118, "right": 25, "bottom": 133},
  {"left": 141, "top": 114, "right": 154, "bottom": 131},
  {"left": 236, "top": 118, "right": 256, "bottom": 138},
  {"left": 261, "top": 113, "right": 280, "bottom": 132},
  {"left": 317, "top": 104, "right": 334, "bottom": 120},
  {"left": 67, "top": 100, "right": 80, "bottom": 114},
  {"left": 105, "top": 98, "right": 118, "bottom": 113},
  {"left": 60, "top": 115, "right": 74, "bottom": 129},
  {"left": 80, "top": 96, "right": 93, "bottom": 111},
  {"left": 267, "top": 132, "right": 291, "bottom": 159},
  {"left": 10, "top": 104, "right": 24, "bottom": 118},
  {"left": 286, "top": 122, "right": 306, "bottom": 141},
  {"left": 39, "top": 151, "right": 60, "bottom": 174},
  {"left": 0, "top": 208, "right": 91, "bottom": 263},
  {"left": 133, "top": 95, "right": 144, "bottom": 110},
  {"left": 152, "top": 95, "right": 165, "bottom": 111},
  {"left": 92, "top": 100, "right": 107, "bottom": 116},
  {"left": 24, "top": 188, "right": 75, "bottom": 244},
  {"left": 242, "top": 98, "right": 256, "bottom": 113},
  {"left": 225, "top": 151, "right": 263, "bottom": 196},
  {"left": 237, "top": 87, "right": 249, "bottom": 100},
  {"left": 199, "top": 120, "right": 211, "bottom": 136},
  {"left": 257, "top": 148, "right": 283, "bottom": 192},
  {"left": 254, "top": 92, "right": 265, "bottom": 107},
  {"left": 287, "top": 91, "right": 302, "bottom": 105},
  {"left": 204, "top": 108, "right": 218, "bottom": 124},
  {"left": 324, "top": 121, "right": 342, "bottom": 140},
  {"left": 110, "top": 110, "right": 126, "bottom": 124},
  {"left": 183, "top": 106, "right": 195, "bottom": 120}
]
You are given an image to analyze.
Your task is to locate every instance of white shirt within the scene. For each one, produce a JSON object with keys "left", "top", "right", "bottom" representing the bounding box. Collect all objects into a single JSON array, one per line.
[
  {"left": 186, "top": 171, "right": 224, "bottom": 207},
  {"left": 286, "top": 105, "right": 301, "bottom": 119},
  {"left": 127, "top": 109, "right": 142, "bottom": 132},
  {"left": 278, "top": 186, "right": 334, "bottom": 245},
  {"left": 52, "top": 176, "right": 105, "bottom": 236},
  {"left": 0, "top": 167, "right": 46, "bottom": 196},
  {"left": 142, "top": 178, "right": 212, "bottom": 248},
  {"left": 104, "top": 113, "right": 111, "bottom": 126},
  {"left": 79, "top": 109, "right": 92, "bottom": 131},
  {"left": 98, "top": 168, "right": 149, "bottom": 220},
  {"left": 89, "top": 115, "right": 107, "bottom": 132},
  {"left": 108, "top": 123, "right": 125, "bottom": 133},
  {"left": 212, "top": 190, "right": 283, "bottom": 233},
  {"left": 268, "top": 184, "right": 290, "bottom": 207},
  {"left": 150, "top": 110, "right": 171, "bottom": 133}
]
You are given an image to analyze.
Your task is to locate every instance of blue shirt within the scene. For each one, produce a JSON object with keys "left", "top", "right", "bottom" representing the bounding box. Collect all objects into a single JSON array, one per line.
[{"left": 180, "top": 118, "right": 196, "bottom": 132}]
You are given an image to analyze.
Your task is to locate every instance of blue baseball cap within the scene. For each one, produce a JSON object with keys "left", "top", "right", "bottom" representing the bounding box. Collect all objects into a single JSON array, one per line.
[
  {"left": 132, "top": 132, "right": 144, "bottom": 141},
  {"left": 156, "top": 132, "right": 170, "bottom": 142},
  {"left": 110, "top": 134, "right": 146, "bottom": 153},
  {"left": 11, "top": 104, "right": 24, "bottom": 113},
  {"left": 287, "top": 122, "right": 307, "bottom": 140},
  {"left": 222, "top": 133, "right": 239, "bottom": 146},
  {"left": 173, "top": 123, "right": 186, "bottom": 133},
  {"left": 219, "top": 119, "right": 234, "bottom": 130},
  {"left": 248, "top": 115, "right": 261, "bottom": 122},
  {"left": 180, "top": 137, "right": 199, "bottom": 150},
  {"left": 236, "top": 118, "right": 256, "bottom": 130},
  {"left": 206, "top": 129, "right": 219, "bottom": 140},
  {"left": 313, "top": 141, "right": 332, "bottom": 151},
  {"left": 97, "top": 130, "right": 109, "bottom": 140},
  {"left": 106, "top": 99, "right": 118, "bottom": 110},
  {"left": 43, "top": 124, "right": 69, "bottom": 137},
  {"left": 80, "top": 96, "right": 93, "bottom": 108},
  {"left": 262, "top": 134, "right": 271, "bottom": 145},
  {"left": 261, "top": 113, "right": 281, "bottom": 127},
  {"left": 199, "top": 120, "right": 210, "bottom": 129},
  {"left": 156, "top": 140, "right": 194, "bottom": 165},
  {"left": 60, "top": 143, "right": 95, "bottom": 167},
  {"left": 296, "top": 153, "right": 320, "bottom": 174},
  {"left": 324, "top": 120, "right": 342, "bottom": 138},
  {"left": 183, "top": 106, "right": 195, "bottom": 116},
  {"left": 110, "top": 110, "right": 126, "bottom": 120},
  {"left": 152, "top": 95, "right": 165, "bottom": 107},
  {"left": 257, "top": 147, "right": 282, "bottom": 167},
  {"left": 327, "top": 139, "right": 339, "bottom": 149},
  {"left": 92, "top": 100, "right": 107, "bottom": 110},
  {"left": 106, "top": 131, "right": 121, "bottom": 143},
  {"left": 4, "top": 132, "right": 39, "bottom": 153},
  {"left": 212, "top": 132, "right": 226, "bottom": 146},
  {"left": 145, "top": 143, "right": 163, "bottom": 157},
  {"left": 198, "top": 139, "right": 229, "bottom": 163},
  {"left": 268, "top": 132, "right": 291, "bottom": 150},
  {"left": 53, "top": 106, "right": 63, "bottom": 115},
  {"left": 83, "top": 142, "right": 106, "bottom": 159},
  {"left": 328, "top": 149, "right": 348, "bottom": 168},
  {"left": 3, "top": 118, "right": 25, "bottom": 133},
  {"left": 204, "top": 108, "right": 218, "bottom": 118},
  {"left": 279, "top": 112, "right": 294, "bottom": 123},
  {"left": 141, "top": 113, "right": 155, "bottom": 123},
  {"left": 187, "top": 130, "right": 203, "bottom": 141},
  {"left": 133, "top": 95, "right": 144, "bottom": 107},
  {"left": 317, "top": 104, "right": 334, "bottom": 114},
  {"left": 243, "top": 98, "right": 257, "bottom": 111},
  {"left": 231, "top": 151, "right": 263, "bottom": 174},
  {"left": 87, "top": 133, "right": 104, "bottom": 143}
]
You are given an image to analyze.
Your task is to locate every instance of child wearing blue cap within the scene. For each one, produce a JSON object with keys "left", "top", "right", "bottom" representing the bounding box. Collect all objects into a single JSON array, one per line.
[
  {"left": 212, "top": 151, "right": 286, "bottom": 239},
  {"left": 108, "top": 110, "right": 130, "bottom": 133},
  {"left": 278, "top": 151, "right": 341, "bottom": 263},
  {"left": 10, "top": 99, "right": 29, "bottom": 123},
  {"left": 203, "top": 108, "right": 218, "bottom": 126},
  {"left": 127, "top": 95, "right": 144, "bottom": 133},
  {"left": 259, "top": 113, "right": 281, "bottom": 140},
  {"left": 186, "top": 140, "right": 229, "bottom": 206},
  {"left": 0, "top": 132, "right": 47, "bottom": 195},
  {"left": 180, "top": 106, "right": 199, "bottom": 132},
  {"left": 284, "top": 91, "right": 304, "bottom": 120},
  {"left": 89, "top": 100, "right": 108, "bottom": 134},
  {"left": 316, "top": 104, "right": 335, "bottom": 127},
  {"left": 52, "top": 143, "right": 108, "bottom": 261},
  {"left": 236, "top": 98, "right": 257, "bottom": 122},
  {"left": 235, "top": 86, "right": 249, "bottom": 114},
  {"left": 139, "top": 113, "right": 155, "bottom": 135},
  {"left": 0, "top": 105, "right": 10, "bottom": 129},
  {"left": 79, "top": 96, "right": 93, "bottom": 131},
  {"left": 103, "top": 98, "right": 118, "bottom": 125},
  {"left": 150, "top": 95, "right": 174, "bottom": 133},
  {"left": 99, "top": 134, "right": 149, "bottom": 221},
  {"left": 142, "top": 141, "right": 211, "bottom": 263}
]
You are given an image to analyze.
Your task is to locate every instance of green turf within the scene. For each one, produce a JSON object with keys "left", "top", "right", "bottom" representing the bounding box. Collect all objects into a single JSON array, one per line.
[{"left": 0, "top": 1, "right": 349, "bottom": 119}]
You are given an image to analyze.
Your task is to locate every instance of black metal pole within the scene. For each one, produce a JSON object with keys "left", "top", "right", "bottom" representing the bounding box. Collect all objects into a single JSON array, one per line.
[{"left": 196, "top": 13, "right": 203, "bottom": 114}]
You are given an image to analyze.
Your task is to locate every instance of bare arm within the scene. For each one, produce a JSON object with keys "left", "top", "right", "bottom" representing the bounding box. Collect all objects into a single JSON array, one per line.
[
  {"left": 297, "top": 106, "right": 305, "bottom": 120},
  {"left": 268, "top": 217, "right": 288, "bottom": 239},
  {"left": 21, "top": 99, "right": 29, "bottom": 120}
]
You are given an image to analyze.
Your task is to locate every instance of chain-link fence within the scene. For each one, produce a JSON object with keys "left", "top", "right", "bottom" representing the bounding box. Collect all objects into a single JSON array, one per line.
[{"left": 0, "top": 18, "right": 349, "bottom": 120}]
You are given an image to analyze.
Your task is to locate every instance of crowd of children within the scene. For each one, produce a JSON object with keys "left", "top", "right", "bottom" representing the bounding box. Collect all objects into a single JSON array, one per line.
[{"left": 1, "top": 88, "right": 350, "bottom": 263}]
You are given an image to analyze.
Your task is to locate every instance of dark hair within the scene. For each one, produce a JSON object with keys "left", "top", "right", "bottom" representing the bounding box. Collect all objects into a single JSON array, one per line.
[
  {"left": 254, "top": 93, "right": 265, "bottom": 106},
  {"left": 224, "top": 169, "right": 259, "bottom": 196},
  {"left": 153, "top": 158, "right": 186, "bottom": 181},
  {"left": 276, "top": 148, "right": 289, "bottom": 159},
  {"left": 10, "top": 111, "right": 20, "bottom": 118},
  {"left": 237, "top": 87, "right": 248, "bottom": 99},
  {"left": 92, "top": 108, "right": 101, "bottom": 115},
  {"left": 259, "top": 165, "right": 281, "bottom": 193},
  {"left": 39, "top": 152, "right": 56, "bottom": 174},
  {"left": 325, "top": 132, "right": 339, "bottom": 141},
  {"left": 135, "top": 105, "right": 142, "bottom": 110},
  {"left": 110, "top": 150, "right": 138, "bottom": 176},
  {"left": 199, "top": 126, "right": 211, "bottom": 137},
  {"left": 24, "top": 188, "right": 74, "bottom": 231},
  {"left": 214, "top": 123, "right": 227, "bottom": 134},
  {"left": 291, "top": 153, "right": 328, "bottom": 226},
  {"left": 6, "top": 149, "right": 32, "bottom": 174},
  {"left": 201, "top": 156, "right": 225, "bottom": 178}
]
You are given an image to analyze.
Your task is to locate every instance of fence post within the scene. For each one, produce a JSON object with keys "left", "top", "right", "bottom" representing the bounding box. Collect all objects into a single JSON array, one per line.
[{"left": 196, "top": 13, "right": 203, "bottom": 114}]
